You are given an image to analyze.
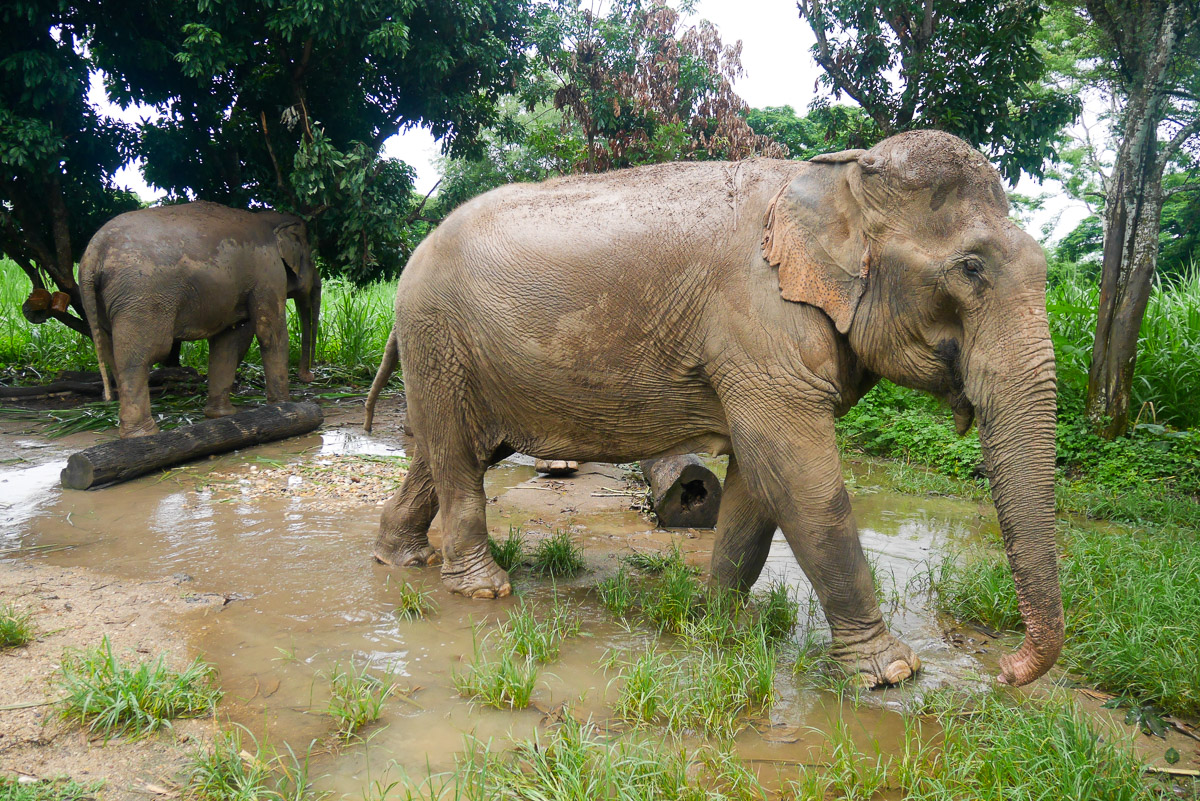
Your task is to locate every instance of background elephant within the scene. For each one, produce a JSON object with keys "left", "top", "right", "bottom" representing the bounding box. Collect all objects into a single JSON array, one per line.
[
  {"left": 370, "top": 130, "right": 1062, "bottom": 689},
  {"left": 79, "top": 201, "right": 321, "bottom": 437}
]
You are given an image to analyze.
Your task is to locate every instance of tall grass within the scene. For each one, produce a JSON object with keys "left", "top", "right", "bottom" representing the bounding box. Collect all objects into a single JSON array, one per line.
[
  {"left": 1049, "top": 262, "right": 1200, "bottom": 429},
  {"left": 932, "top": 522, "right": 1200, "bottom": 718}
]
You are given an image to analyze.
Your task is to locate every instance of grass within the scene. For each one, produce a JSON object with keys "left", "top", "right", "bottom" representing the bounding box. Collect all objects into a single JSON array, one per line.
[
  {"left": 623, "top": 547, "right": 683, "bottom": 574},
  {"left": 530, "top": 530, "right": 586, "bottom": 577},
  {"left": 488, "top": 526, "right": 525, "bottom": 573},
  {"left": 56, "top": 636, "right": 222, "bottom": 737},
  {"left": 391, "top": 579, "right": 436, "bottom": 620},
  {"left": 0, "top": 778, "right": 104, "bottom": 801},
  {"left": 0, "top": 603, "right": 36, "bottom": 647},
  {"left": 931, "top": 522, "right": 1200, "bottom": 718},
  {"left": 453, "top": 647, "right": 539, "bottom": 710},
  {"left": 496, "top": 597, "right": 581, "bottom": 663},
  {"left": 597, "top": 566, "right": 636, "bottom": 616},
  {"left": 323, "top": 661, "right": 395, "bottom": 740},
  {"left": 186, "top": 728, "right": 321, "bottom": 801}
]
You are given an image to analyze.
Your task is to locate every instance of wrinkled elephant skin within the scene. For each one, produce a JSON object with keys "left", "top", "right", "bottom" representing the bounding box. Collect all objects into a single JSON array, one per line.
[
  {"left": 79, "top": 201, "right": 321, "bottom": 437},
  {"left": 370, "top": 131, "right": 1063, "bottom": 689}
]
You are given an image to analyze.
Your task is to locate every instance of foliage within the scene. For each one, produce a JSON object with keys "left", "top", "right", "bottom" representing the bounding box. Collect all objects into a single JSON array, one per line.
[
  {"left": 83, "top": 0, "right": 530, "bottom": 284},
  {"left": 0, "top": 602, "right": 35, "bottom": 647},
  {"left": 796, "top": 0, "right": 1080, "bottom": 181},
  {"left": 496, "top": 597, "right": 581, "bottom": 663},
  {"left": 453, "top": 647, "right": 539, "bottom": 709},
  {"left": 0, "top": 0, "right": 141, "bottom": 333},
  {"left": 744, "top": 104, "right": 883, "bottom": 160},
  {"left": 488, "top": 526, "right": 526, "bottom": 573},
  {"left": 932, "top": 522, "right": 1200, "bottom": 718},
  {"left": 526, "top": 0, "right": 785, "bottom": 173},
  {"left": 391, "top": 579, "right": 437, "bottom": 620},
  {"left": 57, "top": 636, "right": 222, "bottom": 737}
]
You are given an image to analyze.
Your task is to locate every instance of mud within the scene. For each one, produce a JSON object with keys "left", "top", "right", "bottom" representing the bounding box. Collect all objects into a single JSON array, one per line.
[{"left": 1, "top": 397, "right": 1196, "bottom": 795}]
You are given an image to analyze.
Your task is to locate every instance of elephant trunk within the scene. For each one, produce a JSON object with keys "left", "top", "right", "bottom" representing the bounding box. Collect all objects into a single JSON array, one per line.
[
  {"left": 298, "top": 279, "right": 320, "bottom": 383},
  {"left": 966, "top": 313, "right": 1064, "bottom": 686}
]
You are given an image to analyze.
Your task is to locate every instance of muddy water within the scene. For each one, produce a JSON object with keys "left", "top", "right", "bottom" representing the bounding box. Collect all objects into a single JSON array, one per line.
[{"left": 1, "top": 424, "right": 1005, "bottom": 794}]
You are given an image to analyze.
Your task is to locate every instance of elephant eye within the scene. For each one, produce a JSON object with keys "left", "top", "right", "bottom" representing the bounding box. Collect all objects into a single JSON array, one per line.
[{"left": 960, "top": 257, "right": 983, "bottom": 276}]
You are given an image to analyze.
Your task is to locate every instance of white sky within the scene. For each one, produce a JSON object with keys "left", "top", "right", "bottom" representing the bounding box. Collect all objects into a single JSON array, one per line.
[{"left": 92, "top": 0, "right": 1089, "bottom": 241}]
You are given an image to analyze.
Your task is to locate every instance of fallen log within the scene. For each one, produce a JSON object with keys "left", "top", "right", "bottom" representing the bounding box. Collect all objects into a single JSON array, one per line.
[
  {"left": 639, "top": 454, "right": 722, "bottom": 529},
  {"left": 0, "top": 367, "right": 202, "bottom": 400},
  {"left": 61, "top": 401, "right": 322, "bottom": 490}
]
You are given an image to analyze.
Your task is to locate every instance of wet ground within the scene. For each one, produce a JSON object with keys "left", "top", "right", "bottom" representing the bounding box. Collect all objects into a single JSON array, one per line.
[{"left": 1, "top": 398, "right": 1195, "bottom": 795}]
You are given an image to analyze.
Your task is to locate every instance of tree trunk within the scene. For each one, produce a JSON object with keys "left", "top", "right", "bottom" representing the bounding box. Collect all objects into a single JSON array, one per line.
[
  {"left": 61, "top": 402, "right": 323, "bottom": 490},
  {"left": 1085, "top": 90, "right": 1167, "bottom": 439}
]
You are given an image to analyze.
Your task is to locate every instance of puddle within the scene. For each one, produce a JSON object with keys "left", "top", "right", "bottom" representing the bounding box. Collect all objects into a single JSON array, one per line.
[{"left": 4, "top": 425, "right": 1011, "bottom": 792}]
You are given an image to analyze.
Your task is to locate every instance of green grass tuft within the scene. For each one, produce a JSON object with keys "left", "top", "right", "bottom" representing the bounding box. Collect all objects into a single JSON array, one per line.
[
  {"left": 597, "top": 566, "right": 636, "bottom": 616},
  {"left": 323, "top": 661, "right": 395, "bottom": 740},
  {"left": 529, "top": 530, "right": 585, "bottom": 577},
  {"left": 453, "top": 647, "right": 539, "bottom": 710},
  {"left": 56, "top": 636, "right": 221, "bottom": 737},
  {"left": 0, "top": 778, "right": 104, "bottom": 801},
  {"left": 488, "top": 526, "right": 525, "bottom": 573},
  {"left": 0, "top": 603, "right": 36, "bottom": 647},
  {"left": 186, "top": 728, "right": 321, "bottom": 801},
  {"left": 391, "top": 579, "right": 436, "bottom": 620},
  {"left": 496, "top": 597, "right": 580, "bottom": 663}
]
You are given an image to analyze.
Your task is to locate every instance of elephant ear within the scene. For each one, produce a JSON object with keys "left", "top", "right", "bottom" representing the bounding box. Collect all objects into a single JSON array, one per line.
[
  {"left": 762, "top": 153, "right": 871, "bottom": 334},
  {"left": 274, "top": 220, "right": 308, "bottom": 279}
]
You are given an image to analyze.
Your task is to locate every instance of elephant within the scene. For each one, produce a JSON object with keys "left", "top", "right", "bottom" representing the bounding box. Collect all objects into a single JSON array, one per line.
[
  {"left": 79, "top": 201, "right": 321, "bottom": 438},
  {"left": 365, "top": 130, "right": 1063, "bottom": 689}
]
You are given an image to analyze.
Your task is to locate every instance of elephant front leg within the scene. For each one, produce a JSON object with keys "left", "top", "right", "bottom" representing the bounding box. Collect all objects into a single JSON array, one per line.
[
  {"left": 731, "top": 407, "right": 920, "bottom": 688},
  {"left": 251, "top": 298, "right": 291, "bottom": 404},
  {"left": 709, "top": 456, "right": 778, "bottom": 593},
  {"left": 205, "top": 322, "right": 255, "bottom": 418}
]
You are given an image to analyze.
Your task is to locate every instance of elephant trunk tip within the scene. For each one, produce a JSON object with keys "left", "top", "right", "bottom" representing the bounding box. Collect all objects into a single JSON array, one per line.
[{"left": 996, "top": 615, "right": 1064, "bottom": 687}]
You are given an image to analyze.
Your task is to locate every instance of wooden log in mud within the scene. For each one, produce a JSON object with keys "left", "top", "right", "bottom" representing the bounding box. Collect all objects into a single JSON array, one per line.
[
  {"left": 61, "top": 402, "right": 323, "bottom": 490},
  {"left": 639, "top": 454, "right": 722, "bottom": 529}
]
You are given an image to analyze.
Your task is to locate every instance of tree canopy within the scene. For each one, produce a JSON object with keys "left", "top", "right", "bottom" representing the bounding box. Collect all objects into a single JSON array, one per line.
[{"left": 797, "top": 0, "right": 1081, "bottom": 181}]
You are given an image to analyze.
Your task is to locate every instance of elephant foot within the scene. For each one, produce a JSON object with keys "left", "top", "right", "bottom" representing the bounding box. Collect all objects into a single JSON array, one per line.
[
  {"left": 298, "top": 368, "right": 315, "bottom": 384},
  {"left": 119, "top": 420, "right": 159, "bottom": 439},
  {"left": 373, "top": 540, "right": 441, "bottom": 567},
  {"left": 204, "top": 401, "right": 237, "bottom": 419},
  {"left": 442, "top": 555, "right": 511, "bottom": 600},
  {"left": 829, "top": 628, "right": 922, "bottom": 689}
]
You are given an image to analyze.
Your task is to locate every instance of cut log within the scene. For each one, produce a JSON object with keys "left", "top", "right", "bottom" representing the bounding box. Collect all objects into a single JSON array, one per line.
[
  {"left": 61, "top": 402, "right": 323, "bottom": 490},
  {"left": 639, "top": 454, "right": 722, "bottom": 529}
]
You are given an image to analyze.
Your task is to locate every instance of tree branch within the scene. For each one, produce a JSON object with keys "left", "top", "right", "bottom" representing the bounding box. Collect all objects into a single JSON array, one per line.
[
  {"left": 1158, "top": 114, "right": 1200, "bottom": 167},
  {"left": 797, "top": 0, "right": 894, "bottom": 132},
  {"left": 1163, "top": 182, "right": 1200, "bottom": 198},
  {"left": 402, "top": 178, "right": 443, "bottom": 225}
]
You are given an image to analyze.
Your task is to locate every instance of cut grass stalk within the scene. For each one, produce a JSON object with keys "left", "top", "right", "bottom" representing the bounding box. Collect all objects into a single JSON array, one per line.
[
  {"left": 529, "top": 530, "right": 585, "bottom": 577},
  {"left": 0, "top": 602, "right": 36, "bottom": 647},
  {"left": 56, "top": 636, "right": 221, "bottom": 737},
  {"left": 323, "top": 661, "right": 395, "bottom": 740}
]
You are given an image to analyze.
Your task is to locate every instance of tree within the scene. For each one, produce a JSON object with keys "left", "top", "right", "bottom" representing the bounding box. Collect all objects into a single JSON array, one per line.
[
  {"left": 745, "top": 104, "right": 884, "bottom": 160},
  {"left": 796, "top": 0, "right": 1081, "bottom": 181},
  {"left": 91, "top": 0, "right": 530, "bottom": 283},
  {"left": 0, "top": 0, "right": 141, "bottom": 336},
  {"left": 528, "top": 0, "right": 785, "bottom": 174},
  {"left": 1043, "top": 1, "right": 1199, "bottom": 437}
]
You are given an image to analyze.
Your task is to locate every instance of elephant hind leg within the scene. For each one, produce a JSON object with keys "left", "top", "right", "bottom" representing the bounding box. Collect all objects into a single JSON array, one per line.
[
  {"left": 374, "top": 450, "right": 441, "bottom": 567},
  {"left": 112, "top": 318, "right": 173, "bottom": 438},
  {"left": 205, "top": 322, "right": 255, "bottom": 418},
  {"left": 709, "top": 456, "right": 777, "bottom": 593}
]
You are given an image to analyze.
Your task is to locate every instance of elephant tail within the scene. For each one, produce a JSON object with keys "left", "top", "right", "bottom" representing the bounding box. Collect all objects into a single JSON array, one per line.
[
  {"left": 78, "top": 244, "right": 114, "bottom": 402},
  {"left": 364, "top": 326, "right": 400, "bottom": 433}
]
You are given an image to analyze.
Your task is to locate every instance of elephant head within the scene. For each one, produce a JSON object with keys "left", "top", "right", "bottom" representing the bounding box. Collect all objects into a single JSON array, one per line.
[
  {"left": 763, "top": 130, "right": 1063, "bottom": 686},
  {"left": 275, "top": 219, "right": 321, "bottom": 383}
]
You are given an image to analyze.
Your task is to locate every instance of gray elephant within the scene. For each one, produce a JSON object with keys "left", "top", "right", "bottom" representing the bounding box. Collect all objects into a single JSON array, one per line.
[
  {"left": 79, "top": 201, "right": 321, "bottom": 437},
  {"left": 367, "top": 131, "right": 1062, "bottom": 689}
]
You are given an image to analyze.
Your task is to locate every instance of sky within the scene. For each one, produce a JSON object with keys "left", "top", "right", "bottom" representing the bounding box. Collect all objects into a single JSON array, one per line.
[{"left": 91, "top": 0, "right": 1089, "bottom": 241}]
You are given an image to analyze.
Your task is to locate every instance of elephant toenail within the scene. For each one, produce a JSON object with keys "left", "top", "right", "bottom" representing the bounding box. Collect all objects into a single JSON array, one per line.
[{"left": 884, "top": 659, "right": 913, "bottom": 684}]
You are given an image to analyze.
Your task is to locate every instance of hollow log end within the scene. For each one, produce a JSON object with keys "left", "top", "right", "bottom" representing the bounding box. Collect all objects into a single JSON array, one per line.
[{"left": 60, "top": 454, "right": 95, "bottom": 491}]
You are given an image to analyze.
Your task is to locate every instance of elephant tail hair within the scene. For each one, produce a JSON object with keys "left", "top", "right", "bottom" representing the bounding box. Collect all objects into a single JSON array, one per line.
[
  {"left": 78, "top": 246, "right": 114, "bottom": 402},
  {"left": 364, "top": 326, "right": 399, "bottom": 433}
]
